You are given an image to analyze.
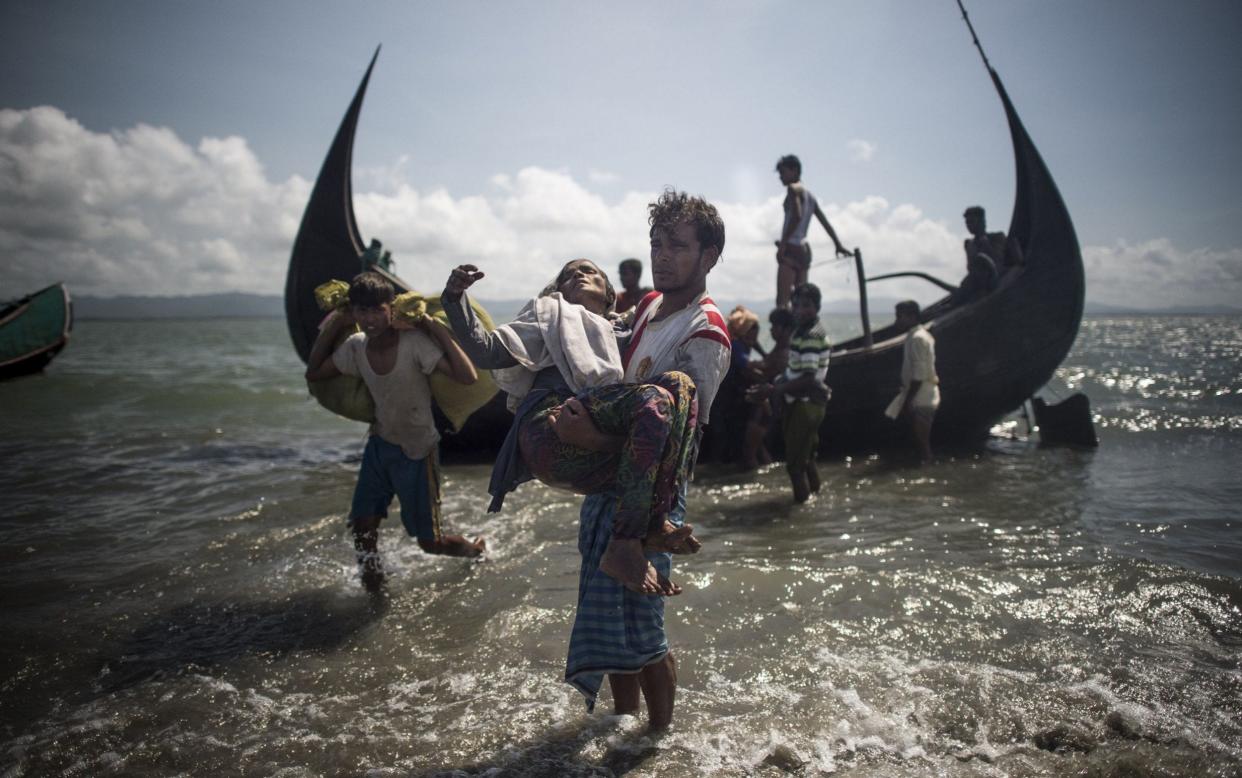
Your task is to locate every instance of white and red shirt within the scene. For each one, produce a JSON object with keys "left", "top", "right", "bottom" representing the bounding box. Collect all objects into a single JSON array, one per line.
[{"left": 622, "top": 291, "right": 732, "bottom": 425}]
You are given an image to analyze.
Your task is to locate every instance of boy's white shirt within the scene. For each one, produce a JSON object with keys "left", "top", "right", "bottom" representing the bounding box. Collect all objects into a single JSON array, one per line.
[
  {"left": 333, "top": 329, "right": 444, "bottom": 460},
  {"left": 490, "top": 292, "right": 623, "bottom": 412}
]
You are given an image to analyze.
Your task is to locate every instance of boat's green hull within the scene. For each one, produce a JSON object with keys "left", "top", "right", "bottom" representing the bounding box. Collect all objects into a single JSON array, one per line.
[{"left": 0, "top": 284, "right": 73, "bottom": 379}]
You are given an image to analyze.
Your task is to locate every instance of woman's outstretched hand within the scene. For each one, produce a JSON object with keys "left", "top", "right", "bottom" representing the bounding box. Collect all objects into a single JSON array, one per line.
[{"left": 445, "top": 264, "right": 485, "bottom": 301}]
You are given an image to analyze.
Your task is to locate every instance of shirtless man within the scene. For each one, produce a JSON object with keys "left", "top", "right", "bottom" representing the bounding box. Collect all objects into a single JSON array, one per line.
[
  {"left": 955, "top": 205, "right": 1024, "bottom": 304},
  {"left": 775, "top": 154, "right": 852, "bottom": 308}
]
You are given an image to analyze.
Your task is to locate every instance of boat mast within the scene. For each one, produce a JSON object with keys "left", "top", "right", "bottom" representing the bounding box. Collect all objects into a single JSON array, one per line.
[
  {"left": 956, "top": 0, "right": 994, "bottom": 74},
  {"left": 853, "top": 249, "right": 873, "bottom": 348},
  {"left": 849, "top": 3, "right": 986, "bottom": 350}
]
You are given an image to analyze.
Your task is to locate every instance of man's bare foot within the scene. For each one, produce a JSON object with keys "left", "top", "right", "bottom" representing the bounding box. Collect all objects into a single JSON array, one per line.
[
  {"left": 353, "top": 523, "right": 385, "bottom": 589},
  {"left": 360, "top": 568, "right": 386, "bottom": 592},
  {"left": 645, "top": 520, "right": 702, "bottom": 554},
  {"left": 790, "top": 472, "right": 811, "bottom": 503},
  {"left": 600, "top": 538, "right": 664, "bottom": 594},
  {"left": 419, "top": 535, "right": 487, "bottom": 557}
]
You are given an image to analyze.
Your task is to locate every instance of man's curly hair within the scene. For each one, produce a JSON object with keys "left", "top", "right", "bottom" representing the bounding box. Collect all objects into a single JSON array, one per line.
[{"left": 648, "top": 188, "right": 725, "bottom": 258}]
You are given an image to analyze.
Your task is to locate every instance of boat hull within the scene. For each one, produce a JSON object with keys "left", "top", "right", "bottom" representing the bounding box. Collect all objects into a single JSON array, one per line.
[
  {"left": 0, "top": 284, "right": 74, "bottom": 380},
  {"left": 820, "top": 68, "right": 1084, "bottom": 452}
]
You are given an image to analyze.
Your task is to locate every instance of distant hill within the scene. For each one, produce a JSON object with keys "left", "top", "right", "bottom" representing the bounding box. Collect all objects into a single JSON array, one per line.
[
  {"left": 75, "top": 293, "right": 284, "bottom": 319},
  {"left": 72, "top": 292, "right": 1241, "bottom": 320}
]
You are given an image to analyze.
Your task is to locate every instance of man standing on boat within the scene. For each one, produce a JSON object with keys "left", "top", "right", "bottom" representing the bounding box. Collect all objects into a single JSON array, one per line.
[
  {"left": 885, "top": 300, "right": 939, "bottom": 464},
  {"left": 774, "top": 154, "right": 852, "bottom": 308},
  {"left": 553, "top": 188, "right": 731, "bottom": 731}
]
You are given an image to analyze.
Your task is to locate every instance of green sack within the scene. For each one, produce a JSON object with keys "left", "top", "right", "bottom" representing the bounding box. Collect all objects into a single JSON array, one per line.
[{"left": 308, "top": 372, "right": 376, "bottom": 423}]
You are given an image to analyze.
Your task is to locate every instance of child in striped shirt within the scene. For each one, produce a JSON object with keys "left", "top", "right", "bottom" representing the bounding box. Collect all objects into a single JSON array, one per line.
[{"left": 752, "top": 282, "right": 831, "bottom": 502}]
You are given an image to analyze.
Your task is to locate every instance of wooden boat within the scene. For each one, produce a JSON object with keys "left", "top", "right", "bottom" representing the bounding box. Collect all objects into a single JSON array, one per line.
[
  {"left": 288, "top": 27, "right": 1084, "bottom": 458},
  {"left": 0, "top": 283, "right": 74, "bottom": 380},
  {"left": 284, "top": 48, "right": 510, "bottom": 457},
  {"left": 820, "top": 31, "right": 1084, "bottom": 450},
  {"left": 285, "top": 48, "right": 379, "bottom": 365}
]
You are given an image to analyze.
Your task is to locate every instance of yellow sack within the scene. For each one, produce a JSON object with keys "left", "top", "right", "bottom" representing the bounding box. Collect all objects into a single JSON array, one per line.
[
  {"left": 421, "top": 293, "right": 501, "bottom": 433},
  {"left": 306, "top": 285, "right": 500, "bottom": 432}
]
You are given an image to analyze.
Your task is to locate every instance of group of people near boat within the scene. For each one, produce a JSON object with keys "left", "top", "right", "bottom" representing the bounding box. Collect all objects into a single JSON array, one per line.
[
  {"left": 305, "top": 189, "right": 729, "bottom": 728},
  {"left": 300, "top": 158, "right": 1015, "bottom": 730}
]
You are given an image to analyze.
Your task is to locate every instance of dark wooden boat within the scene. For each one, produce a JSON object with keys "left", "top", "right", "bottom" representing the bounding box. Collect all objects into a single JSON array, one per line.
[
  {"left": 288, "top": 30, "right": 1084, "bottom": 458},
  {"left": 285, "top": 48, "right": 379, "bottom": 365},
  {"left": 0, "top": 283, "right": 74, "bottom": 380},
  {"left": 821, "top": 56, "right": 1084, "bottom": 450},
  {"left": 284, "top": 48, "right": 511, "bottom": 456}
]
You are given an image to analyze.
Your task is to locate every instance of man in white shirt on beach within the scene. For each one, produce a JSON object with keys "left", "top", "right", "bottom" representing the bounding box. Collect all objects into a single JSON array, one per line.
[{"left": 885, "top": 299, "right": 939, "bottom": 464}]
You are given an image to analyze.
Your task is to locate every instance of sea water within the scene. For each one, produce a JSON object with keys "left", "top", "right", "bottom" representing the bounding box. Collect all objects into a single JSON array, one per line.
[{"left": 0, "top": 316, "right": 1239, "bottom": 777}]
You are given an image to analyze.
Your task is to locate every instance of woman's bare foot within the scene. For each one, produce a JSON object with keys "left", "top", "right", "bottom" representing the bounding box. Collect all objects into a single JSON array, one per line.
[
  {"left": 600, "top": 538, "right": 669, "bottom": 595},
  {"left": 418, "top": 535, "right": 487, "bottom": 557},
  {"left": 645, "top": 520, "right": 701, "bottom": 554}
]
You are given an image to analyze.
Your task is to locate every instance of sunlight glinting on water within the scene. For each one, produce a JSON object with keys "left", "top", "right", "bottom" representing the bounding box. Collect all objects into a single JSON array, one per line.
[{"left": 2, "top": 317, "right": 1240, "bottom": 775}]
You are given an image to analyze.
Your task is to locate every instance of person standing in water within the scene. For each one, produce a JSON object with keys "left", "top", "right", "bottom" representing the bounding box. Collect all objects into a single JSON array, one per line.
[
  {"left": 559, "top": 189, "right": 732, "bottom": 731},
  {"left": 885, "top": 299, "right": 939, "bottom": 464},
  {"left": 304, "top": 272, "right": 485, "bottom": 589},
  {"left": 750, "top": 282, "right": 831, "bottom": 502},
  {"left": 440, "top": 258, "right": 698, "bottom": 596}
]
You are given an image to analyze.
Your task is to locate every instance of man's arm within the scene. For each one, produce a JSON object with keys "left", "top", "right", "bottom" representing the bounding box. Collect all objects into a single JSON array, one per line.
[
  {"left": 770, "top": 371, "right": 830, "bottom": 405},
  {"left": 813, "top": 204, "right": 851, "bottom": 257},
  {"left": 550, "top": 335, "right": 729, "bottom": 451},
  {"left": 304, "top": 311, "right": 352, "bottom": 381},
  {"left": 771, "top": 371, "right": 820, "bottom": 400},
  {"left": 673, "top": 337, "right": 731, "bottom": 421},
  {"left": 422, "top": 316, "right": 478, "bottom": 385},
  {"left": 901, "top": 379, "right": 922, "bottom": 417}
]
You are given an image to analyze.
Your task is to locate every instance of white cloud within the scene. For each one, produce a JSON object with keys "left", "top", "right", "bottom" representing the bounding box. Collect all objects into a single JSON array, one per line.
[
  {"left": 0, "top": 106, "right": 306, "bottom": 296},
  {"left": 1, "top": 106, "right": 1236, "bottom": 314},
  {"left": 1083, "top": 239, "right": 1242, "bottom": 309},
  {"left": 847, "top": 139, "right": 877, "bottom": 162},
  {"left": 588, "top": 168, "right": 619, "bottom": 185}
]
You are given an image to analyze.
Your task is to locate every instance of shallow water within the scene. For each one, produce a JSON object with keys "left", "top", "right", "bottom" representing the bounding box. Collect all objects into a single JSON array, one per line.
[{"left": 1, "top": 316, "right": 1239, "bottom": 776}]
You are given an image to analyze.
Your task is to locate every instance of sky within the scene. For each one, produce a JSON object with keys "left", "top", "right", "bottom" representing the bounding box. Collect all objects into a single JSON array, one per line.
[{"left": 2, "top": 0, "right": 1240, "bottom": 313}]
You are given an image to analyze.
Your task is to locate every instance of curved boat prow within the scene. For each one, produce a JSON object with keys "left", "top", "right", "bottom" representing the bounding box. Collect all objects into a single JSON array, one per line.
[
  {"left": 820, "top": 16, "right": 1087, "bottom": 451},
  {"left": 285, "top": 47, "right": 380, "bottom": 363},
  {"left": 0, "top": 283, "right": 73, "bottom": 380},
  {"left": 989, "top": 66, "right": 1085, "bottom": 332}
]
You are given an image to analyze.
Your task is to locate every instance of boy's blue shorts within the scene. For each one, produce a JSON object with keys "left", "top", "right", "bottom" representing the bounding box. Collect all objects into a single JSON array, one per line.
[{"left": 350, "top": 435, "right": 442, "bottom": 541}]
